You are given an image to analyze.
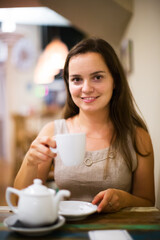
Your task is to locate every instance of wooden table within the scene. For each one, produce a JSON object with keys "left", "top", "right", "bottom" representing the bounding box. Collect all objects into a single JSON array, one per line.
[{"left": 0, "top": 207, "right": 160, "bottom": 239}]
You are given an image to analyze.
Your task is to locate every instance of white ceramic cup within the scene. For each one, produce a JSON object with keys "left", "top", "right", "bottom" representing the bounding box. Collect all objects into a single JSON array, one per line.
[{"left": 50, "top": 133, "right": 86, "bottom": 166}]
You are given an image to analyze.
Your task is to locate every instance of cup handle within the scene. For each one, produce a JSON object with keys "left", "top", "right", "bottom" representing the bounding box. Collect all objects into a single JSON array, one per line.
[
  {"left": 50, "top": 136, "right": 58, "bottom": 153},
  {"left": 50, "top": 147, "right": 58, "bottom": 153},
  {"left": 6, "top": 187, "right": 20, "bottom": 214}
]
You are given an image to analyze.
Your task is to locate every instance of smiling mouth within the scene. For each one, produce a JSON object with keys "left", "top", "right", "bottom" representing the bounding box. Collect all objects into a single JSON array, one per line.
[
  {"left": 81, "top": 96, "right": 99, "bottom": 103},
  {"left": 81, "top": 97, "right": 98, "bottom": 100}
]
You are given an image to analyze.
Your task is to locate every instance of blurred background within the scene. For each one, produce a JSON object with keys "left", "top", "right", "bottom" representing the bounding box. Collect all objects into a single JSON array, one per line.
[{"left": 0, "top": 0, "right": 160, "bottom": 208}]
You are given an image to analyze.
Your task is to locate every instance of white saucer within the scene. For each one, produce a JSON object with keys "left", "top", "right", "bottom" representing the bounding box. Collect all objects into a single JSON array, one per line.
[
  {"left": 4, "top": 214, "right": 65, "bottom": 236},
  {"left": 59, "top": 201, "right": 97, "bottom": 221}
]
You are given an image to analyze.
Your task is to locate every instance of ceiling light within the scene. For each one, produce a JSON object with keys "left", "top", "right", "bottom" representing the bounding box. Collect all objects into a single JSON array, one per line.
[
  {"left": 34, "top": 38, "right": 68, "bottom": 84},
  {"left": 0, "top": 7, "right": 70, "bottom": 26}
]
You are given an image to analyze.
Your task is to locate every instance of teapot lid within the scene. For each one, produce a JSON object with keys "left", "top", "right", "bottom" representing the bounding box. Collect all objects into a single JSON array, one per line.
[{"left": 23, "top": 179, "right": 53, "bottom": 196}]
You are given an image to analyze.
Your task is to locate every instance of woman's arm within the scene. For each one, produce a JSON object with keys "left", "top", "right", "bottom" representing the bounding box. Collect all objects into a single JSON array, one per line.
[
  {"left": 131, "top": 127, "right": 155, "bottom": 205},
  {"left": 14, "top": 122, "right": 57, "bottom": 189},
  {"left": 92, "top": 128, "right": 155, "bottom": 212}
]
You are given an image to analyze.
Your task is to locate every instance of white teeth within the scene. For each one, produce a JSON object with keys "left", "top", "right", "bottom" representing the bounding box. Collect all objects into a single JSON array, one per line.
[{"left": 82, "top": 97, "right": 96, "bottom": 100}]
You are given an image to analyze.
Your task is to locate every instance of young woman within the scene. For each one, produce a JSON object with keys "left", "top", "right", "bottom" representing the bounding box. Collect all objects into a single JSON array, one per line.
[{"left": 14, "top": 38, "right": 155, "bottom": 212}]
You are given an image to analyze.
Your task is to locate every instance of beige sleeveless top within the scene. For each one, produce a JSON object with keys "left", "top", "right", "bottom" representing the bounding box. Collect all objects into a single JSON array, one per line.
[{"left": 54, "top": 119, "right": 137, "bottom": 202}]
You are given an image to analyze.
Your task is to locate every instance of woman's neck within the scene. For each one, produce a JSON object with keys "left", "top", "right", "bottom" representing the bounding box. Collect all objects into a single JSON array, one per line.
[{"left": 76, "top": 110, "right": 113, "bottom": 139}]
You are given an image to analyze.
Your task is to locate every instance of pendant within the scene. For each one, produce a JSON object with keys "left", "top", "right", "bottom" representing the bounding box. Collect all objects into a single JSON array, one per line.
[{"left": 84, "top": 158, "right": 93, "bottom": 166}]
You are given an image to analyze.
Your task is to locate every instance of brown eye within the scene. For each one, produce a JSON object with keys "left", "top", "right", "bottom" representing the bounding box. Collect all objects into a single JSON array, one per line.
[
  {"left": 94, "top": 75, "right": 103, "bottom": 81},
  {"left": 71, "top": 78, "right": 83, "bottom": 84}
]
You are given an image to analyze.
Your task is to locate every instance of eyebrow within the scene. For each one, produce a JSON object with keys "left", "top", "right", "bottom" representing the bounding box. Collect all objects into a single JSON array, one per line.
[
  {"left": 69, "top": 71, "right": 106, "bottom": 78},
  {"left": 90, "top": 71, "right": 106, "bottom": 76},
  {"left": 69, "top": 74, "right": 81, "bottom": 78}
]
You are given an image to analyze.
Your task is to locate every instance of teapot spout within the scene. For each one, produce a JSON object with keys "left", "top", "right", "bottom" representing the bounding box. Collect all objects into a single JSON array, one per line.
[{"left": 54, "top": 190, "right": 70, "bottom": 210}]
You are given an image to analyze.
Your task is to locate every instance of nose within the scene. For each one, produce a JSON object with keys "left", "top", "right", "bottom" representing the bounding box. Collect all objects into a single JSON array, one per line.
[{"left": 82, "top": 80, "right": 94, "bottom": 93}]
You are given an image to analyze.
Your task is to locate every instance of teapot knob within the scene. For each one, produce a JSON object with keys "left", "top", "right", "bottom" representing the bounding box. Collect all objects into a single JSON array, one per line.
[{"left": 33, "top": 179, "right": 42, "bottom": 185}]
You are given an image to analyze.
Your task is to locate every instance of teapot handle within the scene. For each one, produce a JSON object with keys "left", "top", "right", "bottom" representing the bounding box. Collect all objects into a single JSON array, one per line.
[{"left": 6, "top": 187, "right": 20, "bottom": 214}]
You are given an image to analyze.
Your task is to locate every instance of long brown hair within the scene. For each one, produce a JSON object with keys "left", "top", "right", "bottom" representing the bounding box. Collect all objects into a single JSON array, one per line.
[{"left": 62, "top": 37, "right": 149, "bottom": 170}]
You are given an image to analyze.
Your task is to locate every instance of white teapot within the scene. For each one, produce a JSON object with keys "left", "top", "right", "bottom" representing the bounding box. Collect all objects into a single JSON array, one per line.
[{"left": 6, "top": 179, "right": 70, "bottom": 227}]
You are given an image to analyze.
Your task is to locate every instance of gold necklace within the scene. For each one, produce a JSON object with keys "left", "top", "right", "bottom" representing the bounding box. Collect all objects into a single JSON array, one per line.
[{"left": 84, "top": 150, "right": 117, "bottom": 166}]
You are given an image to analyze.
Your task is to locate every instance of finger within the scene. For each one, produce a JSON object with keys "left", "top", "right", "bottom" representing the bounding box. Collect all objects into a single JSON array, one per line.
[
  {"left": 92, "top": 191, "right": 105, "bottom": 205},
  {"left": 29, "top": 147, "right": 53, "bottom": 163},
  {"left": 32, "top": 138, "right": 56, "bottom": 158},
  {"left": 35, "top": 151, "right": 53, "bottom": 162},
  {"left": 39, "top": 136, "right": 57, "bottom": 149},
  {"left": 40, "top": 137, "right": 57, "bottom": 156},
  {"left": 36, "top": 143, "right": 56, "bottom": 158},
  {"left": 97, "top": 192, "right": 113, "bottom": 212}
]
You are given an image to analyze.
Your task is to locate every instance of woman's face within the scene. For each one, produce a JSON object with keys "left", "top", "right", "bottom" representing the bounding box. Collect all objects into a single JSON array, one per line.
[{"left": 68, "top": 52, "right": 114, "bottom": 114}]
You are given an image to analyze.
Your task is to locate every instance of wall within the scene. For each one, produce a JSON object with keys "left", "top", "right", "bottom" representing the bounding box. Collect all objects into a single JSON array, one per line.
[
  {"left": 6, "top": 24, "right": 42, "bottom": 114},
  {"left": 4, "top": 24, "right": 43, "bottom": 164},
  {"left": 122, "top": 0, "right": 160, "bottom": 207}
]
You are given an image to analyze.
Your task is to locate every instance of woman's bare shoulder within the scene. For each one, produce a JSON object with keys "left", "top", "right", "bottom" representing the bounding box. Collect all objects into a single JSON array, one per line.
[{"left": 38, "top": 121, "right": 55, "bottom": 137}]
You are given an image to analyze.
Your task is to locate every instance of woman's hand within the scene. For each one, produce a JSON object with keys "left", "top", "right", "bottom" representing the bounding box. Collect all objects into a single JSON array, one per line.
[
  {"left": 14, "top": 122, "right": 56, "bottom": 189},
  {"left": 25, "top": 136, "right": 57, "bottom": 166},
  {"left": 92, "top": 188, "right": 126, "bottom": 212},
  {"left": 92, "top": 128, "right": 155, "bottom": 213}
]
